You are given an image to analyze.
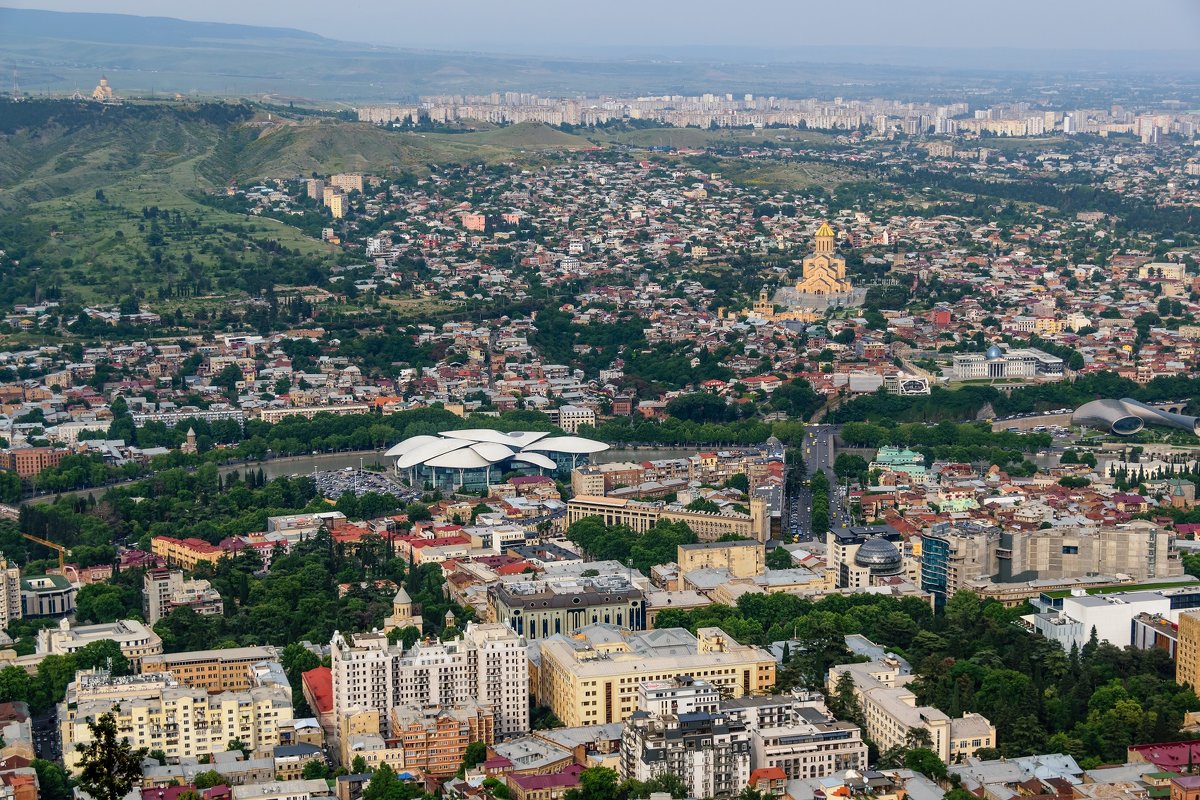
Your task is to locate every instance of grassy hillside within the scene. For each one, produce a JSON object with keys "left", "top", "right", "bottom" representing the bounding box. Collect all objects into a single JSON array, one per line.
[
  {"left": 0, "top": 100, "right": 599, "bottom": 307},
  {"left": 201, "top": 121, "right": 592, "bottom": 184}
]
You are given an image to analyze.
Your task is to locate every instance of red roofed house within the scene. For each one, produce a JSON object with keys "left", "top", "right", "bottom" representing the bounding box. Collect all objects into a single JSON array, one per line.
[
  {"left": 1113, "top": 494, "right": 1150, "bottom": 513},
  {"left": 1129, "top": 740, "right": 1200, "bottom": 771},
  {"left": 748, "top": 767, "right": 788, "bottom": 797},
  {"left": 506, "top": 764, "right": 584, "bottom": 800}
]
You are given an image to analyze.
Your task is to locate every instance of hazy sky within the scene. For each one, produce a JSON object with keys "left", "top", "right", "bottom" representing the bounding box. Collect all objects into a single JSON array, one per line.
[{"left": 3, "top": 0, "right": 1200, "bottom": 53}]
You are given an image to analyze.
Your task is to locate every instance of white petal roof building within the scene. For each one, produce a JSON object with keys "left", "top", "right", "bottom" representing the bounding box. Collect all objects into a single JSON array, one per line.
[{"left": 388, "top": 429, "right": 608, "bottom": 490}]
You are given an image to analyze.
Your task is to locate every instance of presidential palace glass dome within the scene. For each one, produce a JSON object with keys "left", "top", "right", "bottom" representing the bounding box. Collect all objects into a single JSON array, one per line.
[{"left": 385, "top": 429, "right": 608, "bottom": 490}]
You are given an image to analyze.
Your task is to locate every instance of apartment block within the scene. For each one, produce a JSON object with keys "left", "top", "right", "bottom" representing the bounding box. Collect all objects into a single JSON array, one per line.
[
  {"left": 330, "top": 622, "right": 528, "bottom": 745},
  {"left": 141, "top": 646, "right": 279, "bottom": 693},
  {"left": 535, "top": 625, "right": 776, "bottom": 728},
  {"left": 0, "top": 446, "right": 66, "bottom": 478},
  {"left": 143, "top": 567, "right": 224, "bottom": 624},
  {"left": 329, "top": 173, "right": 364, "bottom": 193},
  {"left": 0, "top": 556, "right": 20, "bottom": 629},
  {"left": 1176, "top": 610, "right": 1200, "bottom": 694},
  {"left": 621, "top": 678, "right": 751, "bottom": 799},
  {"left": 61, "top": 666, "right": 294, "bottom": 768}
]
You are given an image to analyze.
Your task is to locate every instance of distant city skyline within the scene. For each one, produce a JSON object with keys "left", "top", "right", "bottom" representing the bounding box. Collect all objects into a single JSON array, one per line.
[{"left": 1, "top": 0, "right": 1198, "bottom": 54}]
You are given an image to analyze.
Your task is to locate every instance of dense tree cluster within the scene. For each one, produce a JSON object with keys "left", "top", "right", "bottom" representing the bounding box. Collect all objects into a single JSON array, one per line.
[
  {"left": 839, "top": 420, "right": 1051, "bottom": 473},
  {"left": 655, "top": 589, "right": 1198, "bottom": 766},
  {"left": 566, "top": 517, "right": 697, "bottom": 575}
]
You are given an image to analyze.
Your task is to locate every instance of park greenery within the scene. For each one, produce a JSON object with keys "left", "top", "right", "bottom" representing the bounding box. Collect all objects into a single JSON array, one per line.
[
  {"left": 654, "top": 589, "right": 1198, "bottom": 767},
  {"left": 839, "top": 420, "right": 1051, "bottom": 473},
  {"left": 566, "top": 516, "right": 698, "bottom": 575}
]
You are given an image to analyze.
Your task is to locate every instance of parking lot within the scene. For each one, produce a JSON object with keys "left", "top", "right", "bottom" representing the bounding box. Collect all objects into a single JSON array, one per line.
[{"left": 310, "top": 468, "right": 422, "bottom": 502}]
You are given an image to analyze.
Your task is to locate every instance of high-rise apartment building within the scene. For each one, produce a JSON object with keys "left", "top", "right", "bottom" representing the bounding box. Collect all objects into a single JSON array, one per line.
[
  {"left": 621, "top": 677, "right": 751, "bottom": 799},
  {"left": 1177, "top": 611, "right": 1200, "bottom": 694},
  {"left": 330, "top": 622, "right": 528, "bottom": 741},
  {"left": 0, "top": 556, "right": 20, "bottom": 629}
]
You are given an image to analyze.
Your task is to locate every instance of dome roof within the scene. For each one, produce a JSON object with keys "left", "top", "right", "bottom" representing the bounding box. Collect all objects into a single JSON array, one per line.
[
  {"left": 854, "top": 537, "right": 903, "bottom": 573},
  {"left": 985, "top": 344, "right": 1004, "bottom": 360}
]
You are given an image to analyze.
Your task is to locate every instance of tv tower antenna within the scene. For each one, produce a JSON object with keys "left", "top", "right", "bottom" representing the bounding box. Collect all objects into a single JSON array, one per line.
[{"left": 10, "top": 66, "right": 20, "bottom": 101}]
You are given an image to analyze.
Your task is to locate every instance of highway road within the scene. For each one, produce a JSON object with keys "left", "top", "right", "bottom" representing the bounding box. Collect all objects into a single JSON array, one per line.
[{"left": 786, "top": 423, "right": 846, "bottom": 540}]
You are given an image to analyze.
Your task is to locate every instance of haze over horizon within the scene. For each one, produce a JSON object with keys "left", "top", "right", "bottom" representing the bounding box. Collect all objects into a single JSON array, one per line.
[{"left": 2, "top": 0, "right": 1199, "bottom": 56}]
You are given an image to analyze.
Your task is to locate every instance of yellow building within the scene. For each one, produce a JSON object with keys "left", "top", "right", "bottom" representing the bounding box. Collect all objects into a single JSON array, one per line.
[
  {"left": 151, "top": 535, "right": 223, "bottom": 571},
  {"left": 535, "top": 626, "right": 775, "bottom": 727},
  {"left": 61, "top": 669, "right": 293, "bottom": 769},
  {"left": 795, "top": 223, "right": 852, "bottom": 296},
  {"left": 329, "top": 192, "right": 347, "bottom": 219},
  {"left": 677, "top": 540, "right": 764, "bottom": 578},
  {"left": 566, "top": 495, "right": 770, "bottom": 543},
  {"left": 1177, "top": 610, "right": 1200, "bottom": 692}
]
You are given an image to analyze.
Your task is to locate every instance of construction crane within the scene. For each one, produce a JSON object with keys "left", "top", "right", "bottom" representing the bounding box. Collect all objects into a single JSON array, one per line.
[{"left": 20, "top": 533, "right": 69, "bottom": 571}]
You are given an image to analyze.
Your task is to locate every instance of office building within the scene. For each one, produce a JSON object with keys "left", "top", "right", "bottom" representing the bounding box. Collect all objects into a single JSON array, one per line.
[
  {"left": 61, "top": 666, "right": 294, "bottom": 768},
  {"left": 488, "top": 575, "right": 645, "bottom": 640},
  {"left": 827, "top": 526, "right": 906, "bottom": 589},
  {"left": 330, "top": 622, "right": 528, "bottom": 742},
  {"left": 535, "top": 625, "right": 776, "bottom": 727},
  {"left": 20, "top": 573, "right": 75, "bottom": 617},
  {"left": 37, "top": 618, "right": 163, "bottom": 669},
  {"left": 920, "top": 522, "right": 1001, "bottom": 609},
  {"left": 952, "top": 345, "right": 1064, "bottom": 381},
  {"left": 144, "top": 567, "right": 224, "bottom": 624},
  {"left": 141, "top": 646, "right": 280, "bottom": 693}
]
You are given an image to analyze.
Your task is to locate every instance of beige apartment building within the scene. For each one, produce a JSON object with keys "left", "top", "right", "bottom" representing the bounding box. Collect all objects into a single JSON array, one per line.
[
  {"left": 331, "top": 622, "right": 528, "bottom": 744},
  {"left": 0, "top": 556, "right": 20, "bottom": 629},
  {"left": 61, "top": 668, "right": 293, "bottom": 768},
  {"left": 141, "top": 646, "right": 279, "bottom": 693},
  {"left": 329, "top": 173, "right": 364, "bottom": 193},
  {"left": 143, "top": 567, "right": 224, "bottom": 625},
  {"left": 827, "top": 648, "right": 994, "bottom": 764},
  {"left": 1177, "top": 611, "right": 1200, "bottom": 694},
  {"left": 535, "top": 626, "right": 776, "bottom": 728}
]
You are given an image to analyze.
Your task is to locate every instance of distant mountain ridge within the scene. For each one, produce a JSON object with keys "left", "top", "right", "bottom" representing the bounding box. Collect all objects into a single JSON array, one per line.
[
  {"left": 1, "top": 6, "right": 1197, "bottom": 103},
  {"left": 0, "top": 6, "right": 330, "bottom": 46}
]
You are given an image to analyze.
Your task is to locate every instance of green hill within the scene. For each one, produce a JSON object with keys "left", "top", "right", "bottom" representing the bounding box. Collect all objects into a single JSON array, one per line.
[
  {"left": 202, "top": 121, "right": 592, "bottom": 184},
  {"left": 0, "top": 100, "right": 599, "bottom": 307}
]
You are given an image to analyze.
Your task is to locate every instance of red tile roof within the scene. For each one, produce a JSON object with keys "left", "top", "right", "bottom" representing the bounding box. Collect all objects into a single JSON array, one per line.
[{"left": 301, "top": 666, "right": 333, "bottom": 715}]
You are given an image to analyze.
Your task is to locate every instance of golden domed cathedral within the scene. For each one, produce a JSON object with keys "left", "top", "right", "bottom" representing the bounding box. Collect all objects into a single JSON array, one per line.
[{"left": 795, "top": 222, "right": 852, "bottom": 295}]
